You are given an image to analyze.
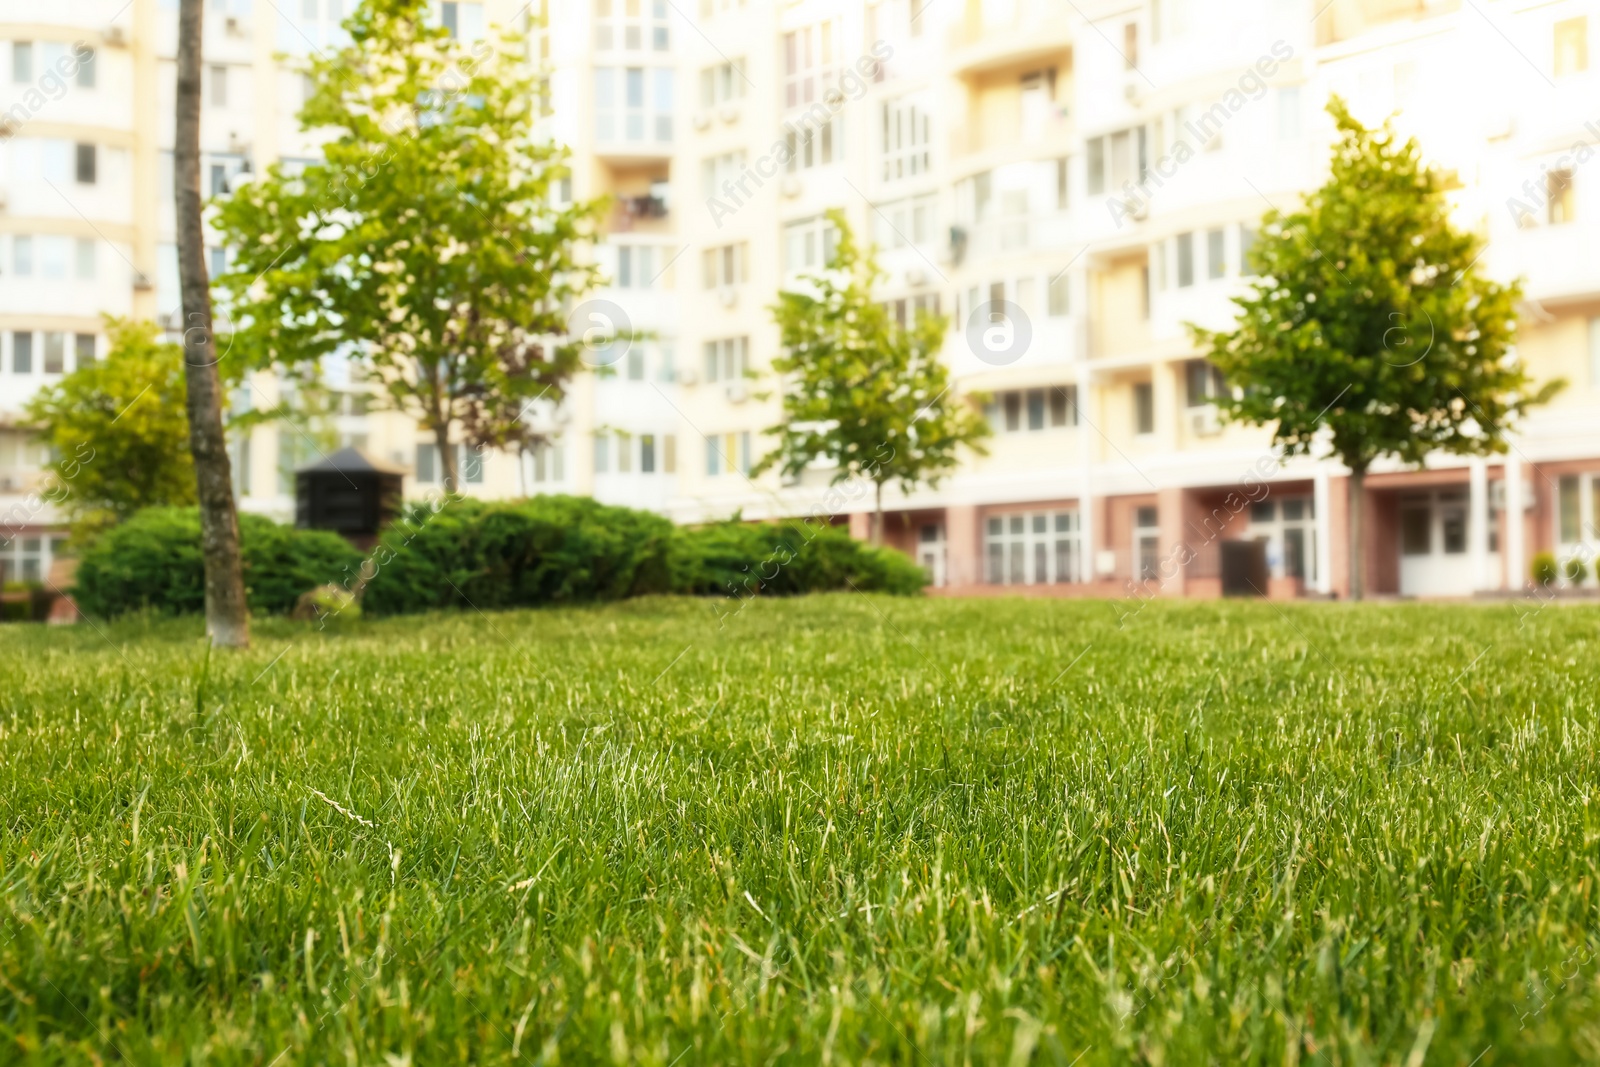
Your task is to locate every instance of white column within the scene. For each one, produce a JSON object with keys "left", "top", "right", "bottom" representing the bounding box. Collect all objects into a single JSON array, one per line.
[
  {"left": 1505, "top": 453, "right": 1525, "bottom": 590},
  {"left": 1074, "top": 266, "right": 1097, "bottom": 584},
  {"left": 1313, "top": 468, "right": 1332, "bottom": 595},
  {"left": 1469, "top": 457, "right": 1489, "bottom": 592}
]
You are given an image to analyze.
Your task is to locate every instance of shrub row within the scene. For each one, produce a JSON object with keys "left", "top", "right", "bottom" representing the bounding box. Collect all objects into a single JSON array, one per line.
[
  {"left": 72, "top": 507, "right": 365, "bottom": 619},
  {"left": 74, "top": 498, "right": 926, "bottom": 618}
]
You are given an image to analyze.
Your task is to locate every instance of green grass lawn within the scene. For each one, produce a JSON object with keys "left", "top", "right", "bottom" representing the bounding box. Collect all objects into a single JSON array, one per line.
[{"left": 2, "top": 596, "right": 1599, "bottom": 1064}]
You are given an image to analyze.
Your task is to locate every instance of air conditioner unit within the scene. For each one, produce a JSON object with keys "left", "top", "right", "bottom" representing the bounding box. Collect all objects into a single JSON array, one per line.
[
  {"left": 717, "top": 285, "right": 738, "bottom": 308},
  {"left": 780, "top": 175, "right": 802, "bottom": 198},
  {"left": 225, "top": 15, "right": 244, "bottom": 35},
  {"left": 717, "top": 103, "right": 740, "bottom": 124},
  {"left": 1187, "top": 406, "right": 1221, "bottom": 437},
  {"left": 103, "top": 24, "right": 128, "bottom": 47},
  {"left": 823, "top": 88, "right": 845, "bottom": 107},
  {"left": 227, "top": 133, "right": 250, "bottom": 155},
  {"left": 725, "top": 381, "right": 749, "bottom": 404},
  {"left": 133, "top": 271, "right": 155, "bottom": 291},
  {"left": 692, "top": 111, "right": 712, "bottom": 131}
]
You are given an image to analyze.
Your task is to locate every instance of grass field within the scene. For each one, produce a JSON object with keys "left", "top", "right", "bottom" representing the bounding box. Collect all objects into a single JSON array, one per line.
[{"left": 3, "top": 595, "right": 1599, "bottom": 1065}]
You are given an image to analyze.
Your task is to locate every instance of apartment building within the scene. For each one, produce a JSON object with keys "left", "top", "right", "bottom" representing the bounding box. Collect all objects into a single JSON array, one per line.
[{"left": 2, "top": 0, "right": 1598, "bottom": 598}]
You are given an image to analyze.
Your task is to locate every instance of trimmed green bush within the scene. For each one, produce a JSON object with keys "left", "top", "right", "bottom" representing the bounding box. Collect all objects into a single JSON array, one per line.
[
  {"left": 74, "top": 507, "right": 364, "bottom": 618},
  {"left": 1531, "top": 551, "right": 1559, "bottom": 588},
  {"left": 1564, "top": 555, "right": 1590, "bottom": 585},
  {"left": 361, "top": 496, "right": 679, "bottom": 616},
  {"left": 361, "top": 498, "right": 925, "bottom": 616},
  {"left": 671, "top": 519, "right": 928, "bottom": 599}
]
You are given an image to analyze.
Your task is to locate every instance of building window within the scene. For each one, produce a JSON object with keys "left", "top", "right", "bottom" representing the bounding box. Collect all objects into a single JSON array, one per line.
[
  {"left": 1549, "top": 170, "right": 1575, "bottom": 224},
  {"left": 702, "top": 242, "right": 747, "bottom": 288},
  {"left": 784, "top": 215, "right": 840, "bottom": 275},
  {"left": 13, "top": 236, "right": 32, "bottom": 276},
  {"left": 985, "top": 511, "right": 1081, "bottom": 585},
  {"left": 699, "top": 59, "right": 745, "bottom": 107},
  {"left": 75, "top": 143, "right": 97, "bottom": 184},
  {"left": 784, "top": 116, "right": 841, "bottom": 173},
  {"left": 1184, "top": 360, "right": 1226, "bottom": 407},
  {"left": 702, "top": 336, "right": 748, "bottom": 383},
  {"left": 1560, "top": 475, "right": 1582, "bottom": 544},
  {"left": 615, "top": 432, "right": 632, "bottom": 473},
  {"left": 74, "top": 333, "right": 95, "bottom": 368},
  {"left": 783, "top": 20, "right": 838, "bottom": 111},
  {"left": 595, "top": 0, "right": 669, "bottom": 52},
  {"left": 43, "top": 332, "right": 65, "bottom": 374},
  {"left": 1134, "top": 505, "right": 1159, "bottom": 581},
  {"left": 12, "top": 42, "right": 32, "bottom": 83},
  {"left": 415, "top": 443, "right": 437, "bottom": 483},
  {"left": 594, "top": 433, "right": 611, "bottom": 474},
  {"left": 210, "top": 65, "right": 228, "bottom": 107},
  {"left": 640, "top": 434, "right": 656, "bottom": 473},
  {"left": 1249, "top": 498, "right": 1318, "bottom": 580},
  {"left": 1276, "top": 86, "right": 1301, "bottom": 140},
  {"left": 1048, "top": 272, "right": 1070, "bottom": 316},
  {"left": 594, "top": 66, "right": 674, "bottom": 145},
  {"left": 76, "top": 46, "right": 95, "bottom": 88},
  {"left": 872, "top": 193, "right": 935, "bottom": 250},
  {"left": 1239, "top": 225, "right": 1258, "bottom": 276},
  {"left": 75, "top": 237, "right": 96, "bottom": 279},
  {"left": 438, "top": 1, "right": 484, "bottom": 40},
  {"left": 985, "top": 387, "right": 1076, "bottom": 431},
  {"left": 1133, "top": 381, "right": 1154, "bottom": 435},
  {"left": 39, "top": 236, "right": 68, "bottom": 279},
  {"left": 880, "top": 96, "right": 931, "bottom": 181},
  {"left": 704, "top": 436, "right": 721, "bottom": 476},
  {"left": 12, "top": 332, "right": 33, "bottom": 373},
  {"left": 1175, "top": 232, "right": 1194, "bottom": 287},
  {"left": 702, "top": 151, "right": 747, "bottom": 200},
  {"left": 1123, "top": 22, "right": 1138, "bottom": 68},
  {"left": 1206, "top": 228, "right": 1225, "bottom": 280},
  {"left": 626, "top": 347, "right": 645, "bottom": 381},
  {"left": 460, "top": 445, "right": 483, "bottom": 485},
  {"left": 615, "top": 244, "right": 671, "bottom": 290},
  {"left": 1555, "top": 16, "right": 1589, "bottom": 77}
]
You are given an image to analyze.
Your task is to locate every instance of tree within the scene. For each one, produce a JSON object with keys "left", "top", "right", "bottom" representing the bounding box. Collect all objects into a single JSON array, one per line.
[
  {"left": 25, "top": 320, "right": 197, "bottom": 541},
  {"left": 176, "top": 0, "right": 250, "bottom": 647},
  {"left": 1192, "top": 98, "right": 1560, "bottom": 599},
  {"left": 214, "top": 0, "right": 603, "bottom": 492},
  {"left": 755, "top": 210, "right": 989, "bottom": 543}
]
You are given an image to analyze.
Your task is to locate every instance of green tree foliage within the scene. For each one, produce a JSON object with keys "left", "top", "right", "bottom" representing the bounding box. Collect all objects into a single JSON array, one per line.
[
  {"left": 213, "top": 0, "right": 603, "bottom": 490},
  {"left": 756, "top": 210, "right": 989, "bottom": 542},
  {"left": 1193, "top": 98, "right": 1560, "bottom": 598},
  {"left": 24, "top": 319, "right": 197, "bottom": 541}
]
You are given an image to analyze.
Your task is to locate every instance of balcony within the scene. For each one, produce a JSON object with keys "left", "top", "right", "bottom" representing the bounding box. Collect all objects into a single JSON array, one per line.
[{"left": 947, "top": 0, "right": 1074, "bottom": 77}]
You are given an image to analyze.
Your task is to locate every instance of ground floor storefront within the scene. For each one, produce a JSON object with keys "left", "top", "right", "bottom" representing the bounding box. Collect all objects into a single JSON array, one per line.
[{"left": 852, "top": 457, "right": 1600, "bottom": 599}]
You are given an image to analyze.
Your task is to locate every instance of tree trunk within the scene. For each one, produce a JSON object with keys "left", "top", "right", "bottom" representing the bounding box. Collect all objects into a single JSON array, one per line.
[
  {"left": 1348, "top": 466, "right": 1366, "bottom": 601},
  {"left": 873, "top": 481, "right": 885, "bottom": 546},
  {"left": 434, "top": 420, "right": 458, "bottom": 492},
  {"left": 176, "top": 0, "right": 249, "bottom": 649}
]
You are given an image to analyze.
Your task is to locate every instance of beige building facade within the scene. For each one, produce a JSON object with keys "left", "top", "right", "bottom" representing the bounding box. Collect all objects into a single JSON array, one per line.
[{"left": 3, "top": 0, "right": 1599, "bottom": 598}]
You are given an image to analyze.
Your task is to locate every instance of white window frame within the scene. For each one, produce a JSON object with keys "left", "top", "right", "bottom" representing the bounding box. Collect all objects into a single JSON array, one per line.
[
  {"left": 985, "top": 511, "right": 1082, "bottom": 585},
  {"left": 880, "top": 95, "right": 931, "bottom": 181}
]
